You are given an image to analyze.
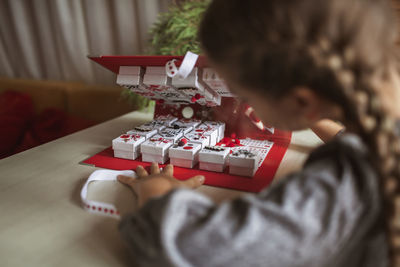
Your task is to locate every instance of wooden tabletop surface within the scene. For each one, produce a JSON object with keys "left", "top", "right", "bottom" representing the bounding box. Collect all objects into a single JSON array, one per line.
[{"left": 0, "top": 110, "right": 322, "bottom": 267}]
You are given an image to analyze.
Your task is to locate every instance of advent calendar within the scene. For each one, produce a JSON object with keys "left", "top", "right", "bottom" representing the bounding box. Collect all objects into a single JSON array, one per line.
[{"left": 82, "top": 52, "right": 292, "bottom": 193}]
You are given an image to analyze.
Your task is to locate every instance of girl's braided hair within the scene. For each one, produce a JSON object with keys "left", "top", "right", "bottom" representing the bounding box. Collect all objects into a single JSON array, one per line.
[{"left": 199, "top": 0, "right": 400, "bottom": 265}]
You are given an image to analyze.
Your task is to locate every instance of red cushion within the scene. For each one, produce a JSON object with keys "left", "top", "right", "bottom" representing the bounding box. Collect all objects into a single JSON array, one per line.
[
  {"left": 0, "top": 90, "right": 95, "bottom": 159},
  {"left": 30, "top": 108, "right": 95, "bottom": 144},
  {"left": 0, "top": 91, "right": 34, "bottom": 158},
  {"left": 14, "top": 111, "right": 95, "bottom": 154},
  {"left": 31, "top": 108, "right": 68, "bottom": 143},
  {"left": 0, "top": 90, "right": 34, "bottom": 119}
]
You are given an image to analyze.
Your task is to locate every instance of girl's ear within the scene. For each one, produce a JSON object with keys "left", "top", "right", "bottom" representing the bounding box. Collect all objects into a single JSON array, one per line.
[{"left": 287, "top": 87, "right": 324, "bottom": 123}]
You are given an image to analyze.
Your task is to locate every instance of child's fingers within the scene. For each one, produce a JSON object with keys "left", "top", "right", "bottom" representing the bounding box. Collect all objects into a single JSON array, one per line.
[
  {"left": 117, "top": 175, "right": 137, "bottom": 187},
  {"left": 181, "top": 175, "right": 205, "bottom": 189},
  {"left": 162, "top": 164, "right": 174, "bottom": 177},
  {"left": 150, "top": 162, "right": 160, "bottom": 175},
  {"left": 136, "top": 165, "right": 148, "bottom": 177}
]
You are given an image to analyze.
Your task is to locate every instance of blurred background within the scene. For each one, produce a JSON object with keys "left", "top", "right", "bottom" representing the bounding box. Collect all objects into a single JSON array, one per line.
[
  {"left": 0, "top": 0, "right": 171, "bottom": 84},
  {"left": 1, "top": 0, "right": 398, "bottom": 159},
  {"left": 0, "top": 0, "right": 211, "bottom": 159}
]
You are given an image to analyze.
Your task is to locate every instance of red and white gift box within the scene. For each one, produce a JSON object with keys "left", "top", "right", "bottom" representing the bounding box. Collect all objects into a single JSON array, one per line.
[
  {"left": 228, "top": 148, "right": 261, "bottom": 177},
  {"left": 139, "top": 120, "right": 166, "bottom": 131},
  {"left": 238, "top": 138, "right": 274, "bottom": 168},
  {"left": 127, "top": 125, "right": 158, "bottom": 140},
  {"left": 154, "top": 114, "right": 178, "bottom": 126},
  {"left": 198, "top": 145, "right": 230, "bottom": 172},
  {"left": 112, "top": 134, "right": 145, "bottom": 160},
  {"left": 140, "top": 135, "right": 174, "bottom": 164},
  {"left": 158, "top": 127, "right": 185, "bottom": 143},
  {"left": 172, "top": 67, "right": 221, "bottom": 106},
  {"left": 194, "top": 123, "right": 219, "bottom": 146},
  {"left": 184, "top": 129, "right": 210, "bottom": 148},
  {"left": 203, "top": 121, "right": 225, "bottom": 142},
  {"left": 169, "top": 119, "right": 200, "bottom": 134},
  {"left": 143, "top": 66, "right": 191, "bottom": 105},
  {"left": 116, "top": 66, "right": 149, "bottom": 96},
  {"left": 169, "top": 138, "right": 201, "bottom": 168},
  {"left": 173, "top": 118, "right": 201, "bottom": 129}
]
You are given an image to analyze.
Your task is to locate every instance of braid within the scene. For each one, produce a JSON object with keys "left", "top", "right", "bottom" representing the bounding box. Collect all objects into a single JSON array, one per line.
[
  {"left": 310, "top": 40, "right": 400, "bottom": 266},
  {"left": 200, "top": 0, "right": 400, "bottom": 265},
  {"left": 346, "top": 64, "right": 400, "bottom": 267},
  {"left": 353, "top": 71, "right": 400, "bottom": 267}
]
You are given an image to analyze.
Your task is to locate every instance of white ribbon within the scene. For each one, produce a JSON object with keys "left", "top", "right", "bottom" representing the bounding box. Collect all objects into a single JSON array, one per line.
[
  {"left": 166, "top": 51, "right": 199, "bottom": 79},
  {"left": 244, "top": 105, "right": 275, "bottom": 134},
  {"left": 81, "top": 169, "right": 136, "bottom": 220}
]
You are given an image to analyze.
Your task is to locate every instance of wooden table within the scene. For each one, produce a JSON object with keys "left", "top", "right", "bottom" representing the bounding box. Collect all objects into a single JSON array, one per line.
[{"left": 0, "top": 110, "right": 322, "bottom": 267}]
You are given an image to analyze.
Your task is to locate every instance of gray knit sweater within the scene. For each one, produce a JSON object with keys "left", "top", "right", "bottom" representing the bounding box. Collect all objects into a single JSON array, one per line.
[{"left": 119, "top": 133, "right": 388, "bottom": 267}]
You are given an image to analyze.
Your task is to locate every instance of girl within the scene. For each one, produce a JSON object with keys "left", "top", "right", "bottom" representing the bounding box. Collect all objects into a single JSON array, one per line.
[{"left": 117, "top": 0, "right": 400, "bottom": 266}]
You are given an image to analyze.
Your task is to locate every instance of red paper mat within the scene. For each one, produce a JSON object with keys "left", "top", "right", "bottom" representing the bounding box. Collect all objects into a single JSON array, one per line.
[{"left": 81, "top": 134, "right": 291, "bottom": 193}]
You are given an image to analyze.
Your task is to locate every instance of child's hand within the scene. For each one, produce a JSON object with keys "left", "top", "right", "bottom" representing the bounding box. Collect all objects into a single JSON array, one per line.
[{"left": 117, "top": 162, "right": 205, "bottom": 208}]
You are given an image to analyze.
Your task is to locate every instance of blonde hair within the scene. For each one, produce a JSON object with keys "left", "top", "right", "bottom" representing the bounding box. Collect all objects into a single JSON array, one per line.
[{"left": 200, "top": 0, "right": 400, "bottom": 265}]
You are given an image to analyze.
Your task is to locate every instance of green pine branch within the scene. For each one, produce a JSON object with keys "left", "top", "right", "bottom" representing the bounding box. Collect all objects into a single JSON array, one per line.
[
  {"left": 149, "top": 0, "right": 210, "bottom": 55},
  {"left": 123, "top": 0, "right": 211, "bottom": 110}
]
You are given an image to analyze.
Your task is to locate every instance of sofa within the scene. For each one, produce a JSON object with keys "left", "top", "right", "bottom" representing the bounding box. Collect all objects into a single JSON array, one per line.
[{"left": 0, "top": 77, "right": 136, "bottom": 158}]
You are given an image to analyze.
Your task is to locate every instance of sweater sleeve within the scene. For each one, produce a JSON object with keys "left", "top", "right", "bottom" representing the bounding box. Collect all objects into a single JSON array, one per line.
[{"left": 119, "top": 134, "right": 381, "bottom": 267}]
